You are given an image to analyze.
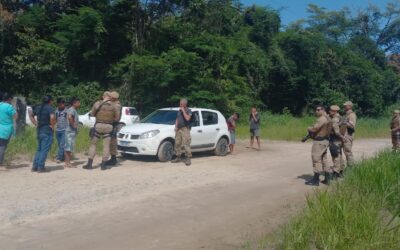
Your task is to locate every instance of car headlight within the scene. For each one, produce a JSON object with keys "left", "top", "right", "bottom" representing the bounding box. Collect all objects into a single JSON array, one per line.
[{"left": 139, "top": 130, "right": 160, "bottom": 139}]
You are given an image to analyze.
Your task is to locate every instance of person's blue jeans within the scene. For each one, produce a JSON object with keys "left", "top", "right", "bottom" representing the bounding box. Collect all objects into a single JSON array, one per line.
[
  {"left": 56, "top": 130, "right": 65, "bottom": 161},
  {"left": 33, "top": 128, "right": 54, "bottom": 171}
]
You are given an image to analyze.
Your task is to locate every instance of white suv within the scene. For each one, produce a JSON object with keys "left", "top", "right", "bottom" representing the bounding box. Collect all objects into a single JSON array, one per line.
[
  {"left": 79, "top": 107, "right": 140, "bottom": 127},
  {"left": 117, "top": 108, "right": 230, "bottom": 161}
]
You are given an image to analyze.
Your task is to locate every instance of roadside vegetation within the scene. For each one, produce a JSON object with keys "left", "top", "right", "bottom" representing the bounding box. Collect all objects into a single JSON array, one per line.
[
  {"left": 235, "top": 113, "right": 390, "bottom": 140},
  {"left": 4, "top": 127, "right": 102, "bottom": 163},
  {"left": 246, "top": 151, "right": 400, "bottom": 249}
]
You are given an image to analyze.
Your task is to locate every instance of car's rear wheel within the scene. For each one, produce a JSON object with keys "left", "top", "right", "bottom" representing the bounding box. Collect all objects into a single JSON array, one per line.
[
  {"left": 214, "top": 137, "right": 229, "bottom": 156},
  {"left": 158, "top": 140, "right": 174, "bottom": 162}
]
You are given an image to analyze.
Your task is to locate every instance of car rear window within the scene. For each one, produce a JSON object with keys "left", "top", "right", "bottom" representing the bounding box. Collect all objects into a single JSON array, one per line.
[{"left": 202, "top": 111, "right": 218, "bottom": 125}]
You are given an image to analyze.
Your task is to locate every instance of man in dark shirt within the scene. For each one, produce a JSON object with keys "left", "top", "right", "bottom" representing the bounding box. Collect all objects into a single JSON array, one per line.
[
  {"left": 30, "top": 95, "right": 56, "bottom": 173},
  {"left": 171, "top": 99, "right": 192, "bottom": 166}
]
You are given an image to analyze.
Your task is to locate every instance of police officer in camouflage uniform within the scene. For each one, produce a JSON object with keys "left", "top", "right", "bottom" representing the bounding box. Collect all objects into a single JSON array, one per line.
[
  {"left": 305, "top": 106, "right": 332, "bottom": 186},
  {"left": 171, "top": 99, "right": 192, "bottom": 166},
  {"left": 106, "top": 91, "right": 122, "bottom": 166},
  {"left": 83, "top": 92, "right": 119, "bottom": 170},
  {"left": 340, "top": 101, "right": 357, "bottom": 167},
  {"left": 329, "top": 105, "right": 347, "bottom": 178}
]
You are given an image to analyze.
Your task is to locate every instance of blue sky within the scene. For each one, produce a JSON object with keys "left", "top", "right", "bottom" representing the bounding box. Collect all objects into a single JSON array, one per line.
[{"left": 241, "top": 0, "right": 396, "bottom": 25}]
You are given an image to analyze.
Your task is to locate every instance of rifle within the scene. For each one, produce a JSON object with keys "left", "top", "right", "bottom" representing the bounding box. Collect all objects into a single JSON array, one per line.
[{"left": 301, "top": 132, "right": 314, "bottom": 142}]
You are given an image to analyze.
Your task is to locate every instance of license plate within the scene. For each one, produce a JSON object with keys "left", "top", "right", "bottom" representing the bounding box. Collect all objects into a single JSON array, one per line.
[{"left": 119, "top": 141, "right": 130, "bottom": 146}]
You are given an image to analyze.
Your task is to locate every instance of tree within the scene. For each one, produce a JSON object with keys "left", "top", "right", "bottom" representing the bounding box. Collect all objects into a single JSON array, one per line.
[{"left": 4, "top": 30, "right": 65, "bottom": 95}]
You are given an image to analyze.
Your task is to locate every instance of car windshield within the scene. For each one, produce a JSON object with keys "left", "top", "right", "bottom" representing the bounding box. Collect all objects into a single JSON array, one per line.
[{"left": 141, "top": 110, "right": 178, "bottom": 125}]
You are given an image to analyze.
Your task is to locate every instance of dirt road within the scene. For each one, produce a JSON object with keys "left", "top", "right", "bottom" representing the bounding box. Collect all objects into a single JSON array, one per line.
[{"left": 0, "top": 139, "right": 390, "bottom": 250}]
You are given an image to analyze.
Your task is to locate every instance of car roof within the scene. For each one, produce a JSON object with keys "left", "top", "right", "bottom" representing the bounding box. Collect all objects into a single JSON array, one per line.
[{"left": 159, "top": 107, "right": 221, "bottom": 113}]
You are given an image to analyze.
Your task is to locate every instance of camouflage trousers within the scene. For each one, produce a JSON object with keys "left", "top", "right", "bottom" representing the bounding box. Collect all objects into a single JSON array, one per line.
[
  {"left": 331, "top": 140, "right": 344, "bottom": 173},
  {"left": 343, "top": 136, "right": 354, "bottom": 166},
  {"left": 311, "top": 140, "right": 330, "bottom": 173},
  {"left": 175, "top": 127, "right": 192, "bottom": 158},
  {"left": 89, "top": 123, "right": 113, "bottom": 162},
  {"left": 392, "top": 131, "right": 400, "bottom": 151}
]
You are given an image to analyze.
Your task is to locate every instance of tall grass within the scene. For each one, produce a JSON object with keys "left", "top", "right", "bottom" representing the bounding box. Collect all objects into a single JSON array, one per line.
[
  {"left": 4, "top": 127, "right": 101, "bottom": 163},
  {"left": 236, "top": 113, "right": 390, "bottom": 140},
  {"left": 252, "top": 151, "right": 400, "bottom": 249}
]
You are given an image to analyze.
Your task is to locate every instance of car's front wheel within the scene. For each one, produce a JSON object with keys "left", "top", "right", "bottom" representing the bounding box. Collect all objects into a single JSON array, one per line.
[
  {"left": 214, "top": 137, "right": 229, "bottom": 156},
  {"left": 158, "top": 140, "right": 174, "bottom": 162}
]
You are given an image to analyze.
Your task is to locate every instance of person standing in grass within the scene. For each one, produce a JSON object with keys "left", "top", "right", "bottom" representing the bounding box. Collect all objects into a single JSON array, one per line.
[
  {"left": 64, "top": 97, "right": 80, "bottom": 168},
  {"left": 249, "top": 107, "right": 261, "bottom": 150},
  {"left": 341, "top": 101, "right": 357, "bottom": 167},
  {"left": 0, "top": 93, "right": 18, "bottom": 170},
  {"left": 227, "top": 112, "right": 239, "bottom": 154},
  {"left": 55, "top": 98, "right": 68, "bottom": 163},
  {"left": 390, "top": 110, "right": 400, "bottom": 151},
  {"left": 328, "top": 105, "right": 347, "bottom": 179},
  {"left": 30, "top": 95, "right": 56, "bottom": 173},
  {"left": 305, "top": 106, "right": 331, "bottom": 186}
]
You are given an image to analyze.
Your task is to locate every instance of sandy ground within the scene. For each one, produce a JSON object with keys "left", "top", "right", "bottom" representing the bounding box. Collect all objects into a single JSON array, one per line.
[{"left": 0, "top": 139, "right": 390, "bottom": 250}]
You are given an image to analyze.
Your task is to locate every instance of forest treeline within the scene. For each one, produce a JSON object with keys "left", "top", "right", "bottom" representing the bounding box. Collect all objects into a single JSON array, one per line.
[{"left": 1, "top": 0, "right": 400, "bottom": 116}]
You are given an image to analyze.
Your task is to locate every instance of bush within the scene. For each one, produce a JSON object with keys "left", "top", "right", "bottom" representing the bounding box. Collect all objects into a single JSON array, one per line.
[
  {"left": 5, "top": 126, "right": 102, "bottom": 164},
  {"left": 278, "top": 152, "right": 400, "bottom": 249}
]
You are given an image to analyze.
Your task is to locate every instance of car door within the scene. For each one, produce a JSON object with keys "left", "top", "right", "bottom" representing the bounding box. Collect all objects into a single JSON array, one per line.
[
  {"left": 199, "top": 111, "right": 220, "bottom": 148},
  {"left": 189, "top": 111, "right": 202, "bottom": 149}
]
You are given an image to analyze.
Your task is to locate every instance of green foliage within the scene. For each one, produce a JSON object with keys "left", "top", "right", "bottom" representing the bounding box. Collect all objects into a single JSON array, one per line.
[
  {"left": 0, "top": 1, "right": 399, "bottom": 117},
  {"left": 5, "top": 127, "right": 102, "bottom": 163},
  {"left": 277, "top": 151, "right": 400, "bottom": 249}
]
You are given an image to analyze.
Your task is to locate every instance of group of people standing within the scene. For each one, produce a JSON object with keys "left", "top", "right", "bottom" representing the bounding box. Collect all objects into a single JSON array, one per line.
[
  {"left": 28, "top": 95, "right": 81, "bottom": 172},
  {"left": 170, "top": 100, "right": 262, "bottom": 166},
  {"left": 226, "top": 106, "right": 261, "bottom": 154},
  {"left": 26, "top": 91, "right": 121, "bottom": 172},
  {"left": 305, "top": 101, "right": 357, "bottom": 186}
]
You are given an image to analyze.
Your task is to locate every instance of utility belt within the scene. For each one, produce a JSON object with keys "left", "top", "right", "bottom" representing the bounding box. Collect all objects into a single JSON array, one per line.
[
  {"left": 177, "top": 125, "right": 190, "bottom": 130},
  {"left": 96, "top": 121, "right": 113, "bottom": 125},
  {"left": 89, "top": 122, "right": 113, "bottom": 138},
  {"left": 313, "top": 136, "right": 329, "bottom": 141}
]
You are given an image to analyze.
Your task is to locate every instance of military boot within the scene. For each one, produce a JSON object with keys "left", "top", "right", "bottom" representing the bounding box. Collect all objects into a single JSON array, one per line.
[
  {"left": 100, "top": 161, "right": 108, "bottom": 171},
  {"left": 106, "top": 155, "right": 118, "bottom": 166},
  {"left": 83, "top": 159, "right": 93, "bottom": 170},
  {"left": 171, "top": 156, "right": 182, "bottom": 163},
  {"left": 185, "top": 157, "right": 191, "bottom": 166},
  {"left": 321, "top": 172, "right": 333, "bottom": 185},
  {"left": 305, "top": 173, "right": 320, "bottom": 186}
]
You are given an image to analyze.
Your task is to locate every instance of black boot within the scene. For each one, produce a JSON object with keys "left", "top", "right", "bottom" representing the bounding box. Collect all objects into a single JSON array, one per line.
[
  {"left": 305, "top": 173, "right": 320, "bottom": 186},
  {"left": 100, "top": 161, "right": 108, "bottom": 171},
  {"left": 185, "top": 157, "right": 192, "bottom": 166},
  {"left": 106, "top": 155, "right": 117, "bottom": 166},
  {"left": 171, "top": 156, "right": 182, "bottom": 163},
  {"left": 321, "top": 172, "right": 333, "bottom": 185},
  {"left": 83, "top": 159, "right": 93, "bottom": 170}
]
